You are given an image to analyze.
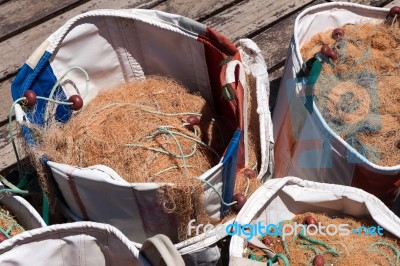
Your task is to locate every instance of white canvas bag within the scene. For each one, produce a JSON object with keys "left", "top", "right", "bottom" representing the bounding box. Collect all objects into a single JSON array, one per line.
[
  {"left": 272, "top": 2, "right": 400, "bottom": 210},
  {"left": 229, "top": 176, "right": 400, "bottom": 265},
  {"left": 11, "top": 9, "right": 273, "bottom": 264},
  {"left": 0, "top": 182, "right": 46, "bottom": 238},
  {"left": 0, "top": 222, "right": 148, "bottom": 266}
]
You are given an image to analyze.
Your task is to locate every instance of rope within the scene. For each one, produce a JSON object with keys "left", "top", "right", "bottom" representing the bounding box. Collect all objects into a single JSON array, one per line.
[
  {"left": 367, "top": 241, "right": 400, "bottom": 266},
  {"left": 159, "top": 127, "right": 189, "bottom": 175},
  {"left": 391, "top": 14, "right": 398, "bottom": 27},
  {"left": 9, "top": 67, "right": 89, "bottom": 179},
  {"left": 198, "top": 178, "right": 237, "bottom": 207},
  {"left": 298, "top": 228, "right": 339, "bottom": 256},
  {"left": 82, "top": 102, "right": 239, "bottom": 206},
  {"left": 85, "top": 102, "right": 223, "bottom": 159},
  {"left": 0, "top": 208, "right": 24, "bottom": 240},
  {"left": 248, "top": 220, "right": 340, "bottom": 264},
  {"left": 10, "top": 67, "right": 243, "bottom": 211},
  {"left": 267, "top": 254, "right": 290, "bottom": 266},
  {"left": 244, "top": 177, "right": 250, "bottom": 197},
  {"left": 44, "top": 66, "right": 89, "bottom": 123}
]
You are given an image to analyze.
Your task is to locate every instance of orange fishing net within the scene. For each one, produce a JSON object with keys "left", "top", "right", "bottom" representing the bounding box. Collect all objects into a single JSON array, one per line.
[{"left": 301, "top": 23, "right": 400, "bottom": 166}]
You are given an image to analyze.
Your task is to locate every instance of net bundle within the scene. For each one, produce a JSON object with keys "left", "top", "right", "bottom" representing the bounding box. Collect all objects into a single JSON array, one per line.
[
  {"left": 27, "top": 76, "right": 261, "bottom": 240},
  {"left": 301, "top": 22, "right": 400, "bottom": 166},
  {"left": 245, "top": 212, "right": 400, "bottom": 266},
  {"left": 0, "top": 206, "right": 24, "bottom": 240}
]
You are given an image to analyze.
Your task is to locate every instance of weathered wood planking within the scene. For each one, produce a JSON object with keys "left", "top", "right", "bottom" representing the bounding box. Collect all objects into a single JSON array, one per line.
[
  {"left": 0, "top": 0, "right": 162, "bottom": 173},
  {"left": 268, "top": 66, "right": 284, "bottom": 114},
  {"left": 156, "top": 0, "right": 239, "bottom": 22},
  {"left": 0, "top": 78, "right": 13, "bottom": 125},
  {"left": 0, "top": 120, "right": 21, "bottom": 172},
  {"left": 203, "top": 0, "right": 316, "bottom": 42},
  {"left": 330, "top": 0, "right": 390, "bottom": 6},
  {"left": 0, "top": 0, "right": 239, "bottom": 125},
  {"left": 0, "top": 0, "right": 84, "bottom": 42},
  {"left": 384, "top": 0, "right": 400, "bottom": 7},
  {"left": 252, "top": 0, "right": 326, "bottom": 70},
  {"left": 255, "top": 0, "right": 327, "bottom": 112},
  {"left": 0, "top": 0, "right": 161, "bottom": 124},
  {"left": 0, "top": 0, "right": 257, "bottom": 171},
  {"left": 1, "top": 0, "right": 398, "bottom": 174},
  {"left": 0, "top": 0, "right": 163, "bottom": 82}
]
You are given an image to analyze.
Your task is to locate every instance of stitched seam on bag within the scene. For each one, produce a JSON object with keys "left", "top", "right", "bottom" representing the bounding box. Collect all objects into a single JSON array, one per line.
[
  {"left": 101, "top": 17, "right": 128, "bottom": 83},
  {"left": 130, "top": 186, "right": 150, "bottom": 238},
  {"left": 66, "top": 172, "right": 89, "bottom": 220},
  {"left": 188, "top": 38, "right": 201, "bottom": 97},
  {"left": 197, "top": 41, "right": 213, "bottom": 107},
  {"left": 132, "top": 21, "right": 150, "bottom": 75},
  {"left": 119, "top": 18, "right": 136, "bottom": 80}
]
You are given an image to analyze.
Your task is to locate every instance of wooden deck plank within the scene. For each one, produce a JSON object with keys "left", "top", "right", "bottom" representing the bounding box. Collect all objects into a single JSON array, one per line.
[
  {"left": 0, "top": 0, "right": 84, "bottom": 42},
  {"left": 255, "top": 0, "right": 327, "bottom": 112},
  {"left": 0, "top": 0, "right": 244, "bottom": 125},
  {"left": 0, "top": 120, "right": 20, "bottom": 172},
  {"left": 0, "top": 78, "right": 13, "bottom": 124},
  {"left": 329, "top": 0, "right": 391, "bottom": 6},
  {"left": 384, "top": 0, "right": 400, "bottom": 7},
  {"left": 1, "top": 0, "right": 280, "bottom": 171},
  {"left": 0, "top": 0, "right": 163, "bottom": 82},
  {"left": 268, "top": 66, "right": 284, "bottom": 114},
  {"left": 203, "top": 0, "right": 316, "bottom": 42},
  {"left": 156, "top": 0, "right": 239, "bottom": 22},
  {"left": 252, "top": 0, "right": 326, "bottom": 71},
  {"left": 0, "top": 0, "right": 165, "bottom": 172}
]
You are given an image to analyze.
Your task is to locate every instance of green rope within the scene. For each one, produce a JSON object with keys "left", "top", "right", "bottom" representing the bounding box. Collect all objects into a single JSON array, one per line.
[
  {"left": 16, "top": 173, "right": 35, "bottom": 189},
  {"left": 88, "top": 102, "right": 226, "bottom": 147},
  {"left": 10, "top": 68, "right": 237, "bottom": 212},
  {"left": 152, "top": 165, "right": 206, "bottom": 177},
  {"left": 5, "top": 223, "right": 17, "bottom": 234},
  {"left": 0, "top": 175, "right": 29, "bottom": 195},
  {"left": 298, "top": 242, "right": 319, "bottom": 255},
  {"left": 161, "top": 128, "right": 220, "bottom": 159},
  {"left": 198, "top": 178, "right": 237, "bottom": 207},
  {"left": 84, "top": 102, "right": 237, "bottom": 207},
  {"left": 267, "top": 254, "right": 290, "bottom": 266},
  {"left": 159, "top": 127, "right": 189, "bottom": 174},
  {"left": 248, "top": 253, "right": 256, "bottom": 260},
  {"left": 367, "top": 241, "right": 400, "bottom": 266},
  {"left": 279, "top": 220, "right": 297, "bottom": 256},
  {"left": 42, "top": 191, "right": 49, "bottom": 225},
  {"left": 299, "top": 228, "right": 339, "bottom": 256},
  {"left": 86, "top": 103, "right": 221, "bottom": 160},
  {"left": 283, "top": 235, "right": 291, "bottom": 256},
  {"left": 44, "top": 66, "right": 89, "bottom": 123},
  {"left": 0, "top": 209, "right": 24, "bottom": 239}
]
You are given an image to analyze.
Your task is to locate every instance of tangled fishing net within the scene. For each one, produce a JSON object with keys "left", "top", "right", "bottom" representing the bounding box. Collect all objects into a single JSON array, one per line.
[
  {"left": 0, "top": 206, "right": 24, "bottom": 240},
  {"left": 26, "top": 76, "right": 261, "bottom": 240},
  {"left": 301, "top": 22, "right": 400, "bottom": 166},
  {"left": 245, "top": 212, "right": 400, "bottom": 266}
]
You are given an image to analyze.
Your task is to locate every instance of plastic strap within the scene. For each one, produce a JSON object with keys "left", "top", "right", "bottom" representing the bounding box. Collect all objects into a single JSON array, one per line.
[{"left": 140, "top": 234, "right": 185, "bottom": 266}]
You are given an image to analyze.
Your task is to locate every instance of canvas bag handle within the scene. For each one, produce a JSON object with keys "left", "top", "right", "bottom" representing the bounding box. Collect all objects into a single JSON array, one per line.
[{"left": 140, "top": 234, "right": 185, "bottom": 266}]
